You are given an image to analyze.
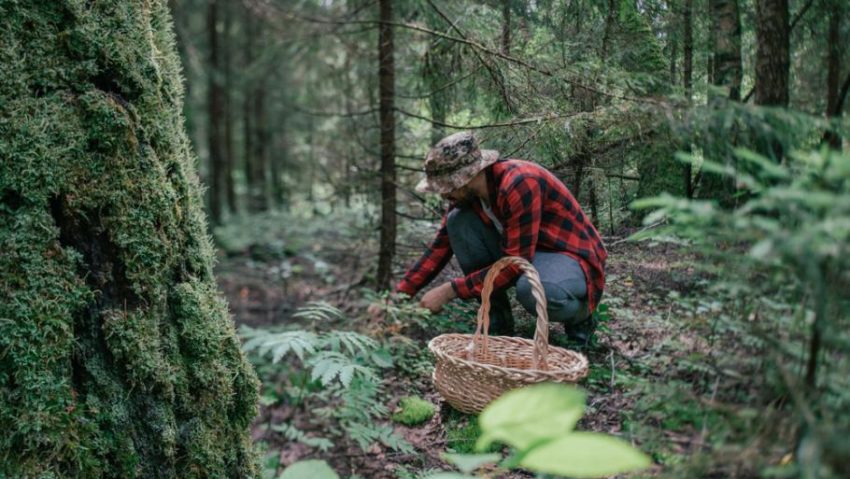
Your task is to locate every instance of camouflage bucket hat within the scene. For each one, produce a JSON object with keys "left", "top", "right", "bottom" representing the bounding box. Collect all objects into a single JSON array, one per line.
[{"left": 415, "top": 131, "right": 500, "bottom": 194}]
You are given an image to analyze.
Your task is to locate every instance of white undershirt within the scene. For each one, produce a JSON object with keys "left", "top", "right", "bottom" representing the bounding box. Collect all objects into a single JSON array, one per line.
[{"left": 480, "top": 198, "right": 504, "bottom": 236}]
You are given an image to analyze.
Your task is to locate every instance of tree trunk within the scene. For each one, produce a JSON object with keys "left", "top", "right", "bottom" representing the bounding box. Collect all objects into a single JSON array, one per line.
[
  {"left": 270, "top": 119, "right": 286, "bottom": 207},
  {"left": 501, "top": 0, "right": 511, "bottom": 55},
  {"left": 683, "top": 0, "right": 694, "bottom": 197},
  {"left": 423, "top": 30, "right": 450, "bottom": 145},
  {"left": 251, "top": 79, "right": 269, "bottom": 212},
  {"left": 0, "top": 3, "right": 258, "bottom": 477},
  {"left": 376, "top": 0, "right": 397, "bottom": 290},
  {"left": 670, "top": 36, "right": 678, "bottom": 86},
  {"left": 223, "top": 0, "right": 237, "bottom": 214},
  {"left": 710, "top": 0, "right": 743, "bottom": 101},
  {"left": 824, "top": 2, "right": 842, "bottom": 148},
  {"left": 207, "top": 0, "right": 225, "bottom": 224},
  {"left": 755, "top": 0, "right": 790, "bottom": 106},
  {"left": 242, "top": 3, "right": 255, "bottom": 212}
]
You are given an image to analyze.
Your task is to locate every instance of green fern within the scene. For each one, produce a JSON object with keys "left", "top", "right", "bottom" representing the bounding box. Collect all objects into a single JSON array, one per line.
[
  {"left": 308, "top": 351, "right": 374, "bottom": 387},
  {"left": 344, "top": 422, "right": 414, "bottom": 454},
  {"left": 322, "top": 330, "right": 378, "bottom": 356},
  {"left": 271, "top": 423, "right": 334, "bottom": 452},
  {"left": 240, "top": 326, "right": 318, "bottom": 362},
  {"left": 240, "top": 303, "right": 415, "bottom": 455},
  {"left": 292, "top": 301, "right": 345, "bottom": 322}
]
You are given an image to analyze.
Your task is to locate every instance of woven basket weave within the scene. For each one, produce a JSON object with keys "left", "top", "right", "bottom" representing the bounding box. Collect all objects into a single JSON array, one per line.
[{"left": 428, "top": 256, "right": 589, "bottom": 414}]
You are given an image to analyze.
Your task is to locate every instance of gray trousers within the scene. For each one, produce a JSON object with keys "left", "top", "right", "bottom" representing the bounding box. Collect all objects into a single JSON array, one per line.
[{"left": 446, "top": 208, "right": 589, "bottom": 334}]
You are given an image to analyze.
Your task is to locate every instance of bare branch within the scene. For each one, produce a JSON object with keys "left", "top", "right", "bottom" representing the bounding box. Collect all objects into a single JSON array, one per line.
[{"left": 395, "top": 108, "right": 580, "bottom": 130}]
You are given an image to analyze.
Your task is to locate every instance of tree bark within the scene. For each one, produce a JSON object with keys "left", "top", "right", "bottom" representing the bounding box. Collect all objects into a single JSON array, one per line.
[
  {"left": 710, "top": 0, "right": 743, "bottom": 101},
  {"left": 755, "top": 0, "right": 790, "bottom": 106},
  {"left": 824, "top": 2, "right": 842, "bottom": 148},
  {"left": 223, "top": 0, "right": 237, "bottom": 214},
  {"left": 683, "top": 0, "right": 693, "bottom": 98},
  {"left": 0, "top": 3, "right": 258, "bottom": 476},
  {"left": 242, "top": 3, "right": 255, "bottom": 212},
  {"left": 270, "top": 119, "right": 286, "bottom": 207},
  {"left": 251, "top": 79, "right": 269, "bottom": 212},
  {"left": 501, "top": 0, "right": 511, "bottom": 56},
  {"left": 207, "top": 0, "right": 225, "bottom": 224},
  {"left": 376, "top": 0, "right": 397, "bottom": 290},
  {"left": 670, "top": 36, "right": 678, "bottom": 86},
  {"left": 683, "top": 0, "right": 694, "bottom": 198}
]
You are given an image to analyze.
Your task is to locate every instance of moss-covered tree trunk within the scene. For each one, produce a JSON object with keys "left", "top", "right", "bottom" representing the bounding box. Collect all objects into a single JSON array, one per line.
[{"left": 0, "top": 2, "right": 259, "bottom": 477}]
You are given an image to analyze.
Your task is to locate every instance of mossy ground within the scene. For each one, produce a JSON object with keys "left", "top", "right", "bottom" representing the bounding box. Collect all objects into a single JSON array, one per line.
[
  {"left": 0, "top": 2, "right": 259, "bottom": 477},
  {"left": 392, "top": 396, "right": 436, "bottom": 426}
]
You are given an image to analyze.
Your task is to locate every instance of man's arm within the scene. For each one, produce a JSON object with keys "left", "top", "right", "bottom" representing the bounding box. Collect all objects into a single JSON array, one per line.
[
  {"left": 395, "top": 209, "right": 455, "bottom": 297},
  {"left": 450, "top": 177, "right": 542, "bottom": 298}
]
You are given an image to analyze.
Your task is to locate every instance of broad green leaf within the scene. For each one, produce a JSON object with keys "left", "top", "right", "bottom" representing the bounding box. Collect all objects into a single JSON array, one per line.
[
  {"left": 519, "top": 432, "right": 651, "bottom": 478},
  {"left": 279, "top": 459, "right": 339, "bottom": 479},
  {"left": 476, "top": 383, "right": 585, "bottom": 451},
  {"left": 442, "top": 453, "right": 501, "bottom": 474}
]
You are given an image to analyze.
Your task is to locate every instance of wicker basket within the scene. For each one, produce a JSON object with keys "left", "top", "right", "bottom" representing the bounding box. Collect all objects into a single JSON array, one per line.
[{"left": 428, "top": 256, "right": 589, "bottom": 414}]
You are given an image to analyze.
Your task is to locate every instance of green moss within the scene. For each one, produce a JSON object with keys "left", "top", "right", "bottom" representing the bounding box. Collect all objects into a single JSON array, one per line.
[
  {"left": 391, "top": 396, "right": 436, "bottom": 426},
  {"left": 0, "top": 1, "right": 259, "bottom": 477},
  {"left": 443, "top": 410, "right": 501, "bottom": 454}
]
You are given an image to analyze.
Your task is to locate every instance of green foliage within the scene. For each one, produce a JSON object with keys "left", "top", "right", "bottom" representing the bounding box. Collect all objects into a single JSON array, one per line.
[
  {"left": 430, "top": 384, "right": 650, "bottom": 478},
  {"left": 441, "top": 453, "right": 500, "bottom": 475},
  {"left": 519, "top": 432, "right": 651, "bottom": 478},
  {"left": 279, "top": 459, "right": 339, "bottom": 479},
  {"left": 242, "top": 302, "right": 413, "bottom": 455},
  {"left": 392, "top": 396, "right": 436, "bottom": 426},
  {"left": 443, "top": 411, "right": 492, "bottom": 455},
  {"left": 477, "top": 383, "right": 586, "bottom": 451},
  {"left": 270, "top": 423, "right": 333, "bottom": 452},
  {"left": 632, "top": 145, "right": 850, "bottom": 477}
]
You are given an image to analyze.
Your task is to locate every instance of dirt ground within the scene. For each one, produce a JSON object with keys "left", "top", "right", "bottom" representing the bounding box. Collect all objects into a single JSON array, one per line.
[{"left": 214, "top": 225, "right": 710, "bottom": 478}]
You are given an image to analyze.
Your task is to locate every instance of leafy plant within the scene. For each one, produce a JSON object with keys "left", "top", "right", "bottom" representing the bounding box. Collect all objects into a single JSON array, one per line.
[
  {"left": 632, "top": 147, "right": 850, "bottom": 477},
  {"left": 428, "top": 383, "right": 651, "bottom": 478},
  {"left": 241, "top": 302, "right": 413, "bottom": 455},
  {"left": 279, "top": 459, "right": 339, "bottom": 479}
]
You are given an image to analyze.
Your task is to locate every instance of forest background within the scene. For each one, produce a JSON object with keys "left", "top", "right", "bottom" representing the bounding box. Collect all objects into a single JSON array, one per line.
[
  {"left": 1, "top": 0, "right": 848, "bottom": 477},
  {"left": 172, "top": 0, "right": 850, "bottom": 476}
]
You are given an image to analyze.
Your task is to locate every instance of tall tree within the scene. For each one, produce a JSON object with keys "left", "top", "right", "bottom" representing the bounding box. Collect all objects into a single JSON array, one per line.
[
  {"left": 824, "top": 0, "right": 843, "bottom": 148},
  {"left": 376, "top": 0, "right": 397, "bottom": 290},
  {"left": 698, "top": 0, "right": 743, "bottom": 204},
  {"left": 683, "top": 0, "right": 694, "bottom": 197},
  {"left": 0, "top": 2, "right": 258, "bottom": 476},
  {"left": 223, "top": 0, "right": 237, "bottom": 214},
  {"left": 242, "top": 5, "right": 268, "bottom": 213},
  {"left": 207, "top": 0, "right": 226, "bottom": 224},
  {"left": 709, "top": 0, "right": 743, "bottom": 101},
  {"left": 501, "top": 0, "right": 512, "bottom": 55},
  {"left": 755, "top": 0, "right": 790, "bottom": 106},
  {"left": 252, "top": 75, "right": 270, "bottom": 212}
]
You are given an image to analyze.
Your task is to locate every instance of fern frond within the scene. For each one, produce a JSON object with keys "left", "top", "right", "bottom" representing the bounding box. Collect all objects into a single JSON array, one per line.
[
  {"left": 292, "top": 301, "right": 346, "bottom": 322},
  {"left": 271, "top": 423, "right": 334, "bottom": 451},
  {"left": 308, "top": 351, "right": 374, "bottom": 387},
  {"left": 320, "top": 330, "right": 378, "bottom": 356},
  {"left": 241, "top": 328, "right": 319, "bottom": 362},
  {"left": 343, "top": 423, "right": 414, "bottom": 453}
]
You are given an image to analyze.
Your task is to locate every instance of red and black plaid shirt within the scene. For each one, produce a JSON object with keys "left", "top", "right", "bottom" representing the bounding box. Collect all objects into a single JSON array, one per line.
[{"left": 396, "top": 159, "right": 608, "bottom": 312}]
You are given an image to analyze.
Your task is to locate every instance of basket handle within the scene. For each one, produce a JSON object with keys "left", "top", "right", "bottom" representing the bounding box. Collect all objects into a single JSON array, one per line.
[{"left": 472, "top": 256, "right": 549, "bottom": 370}]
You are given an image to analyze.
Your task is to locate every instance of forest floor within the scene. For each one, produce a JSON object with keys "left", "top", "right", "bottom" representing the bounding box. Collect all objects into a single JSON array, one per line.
[{"left": 212, "top": 211, "right": 739, "bottom": 478}]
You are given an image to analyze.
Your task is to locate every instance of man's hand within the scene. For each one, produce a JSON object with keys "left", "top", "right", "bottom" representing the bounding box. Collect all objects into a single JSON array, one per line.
[
  {"left": 367, "top": 298, "right": 392, "bottom": 321},
  {"left": 419, "top": 282, "right": 457, "bottom": 314}
]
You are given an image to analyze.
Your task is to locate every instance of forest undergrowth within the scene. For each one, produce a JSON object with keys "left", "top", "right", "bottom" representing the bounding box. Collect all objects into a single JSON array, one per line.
[{"left": 210, "top": 209, "right": 792, "bottom": 478}]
